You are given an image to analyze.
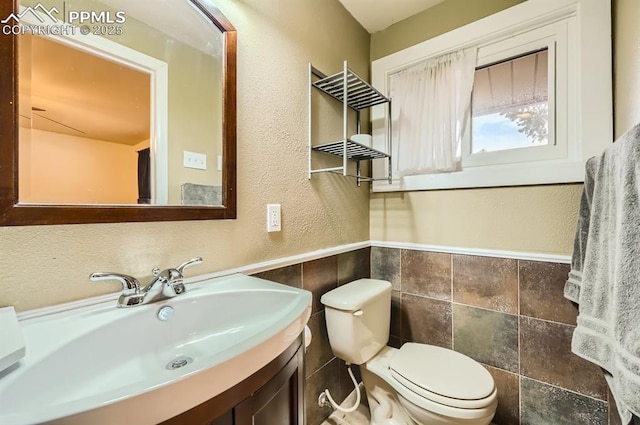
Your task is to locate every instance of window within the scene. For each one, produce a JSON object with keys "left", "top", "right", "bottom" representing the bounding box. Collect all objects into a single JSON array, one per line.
[
  {"left": 471, "top": 49, "right": 549, "bottom": 154},
  {"left": 371, "top": 0, "right": 612, "bottom": 192},
  {"left": 462, "top": 27, "right": 562, "bottom": 170}
]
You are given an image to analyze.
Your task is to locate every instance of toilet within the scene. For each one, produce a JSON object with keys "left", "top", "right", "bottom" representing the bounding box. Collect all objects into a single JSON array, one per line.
[{"left": 320, "top": 279, "right": 497, "bottom": 425}]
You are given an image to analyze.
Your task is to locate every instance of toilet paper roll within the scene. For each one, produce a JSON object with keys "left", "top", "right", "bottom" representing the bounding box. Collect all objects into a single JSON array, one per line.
[
  {"left": 304, "top": 325, "right": 312, "bottom": 351},
  {"left": 351, "top": 134, "right": 372, "bottom": 147}
]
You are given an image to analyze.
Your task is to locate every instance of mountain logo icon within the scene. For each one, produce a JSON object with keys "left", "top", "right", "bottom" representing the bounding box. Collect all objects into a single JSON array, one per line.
[{"left": 1, "top": 3, "right": 59, "bottom": 24}]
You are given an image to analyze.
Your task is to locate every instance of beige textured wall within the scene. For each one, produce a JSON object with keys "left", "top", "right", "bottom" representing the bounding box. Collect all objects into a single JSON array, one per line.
[
  {"left": 613, "top": 0, "right": 640, "bottom": 138},
  {"left": 370, "top": 185, "right": 582, "bottom": 254},
  {"left": 0, "top": 0, "right": 370, "bottom": 312},
  {"left": 370, "top": 0, "right": 585, "bottom": 255},
  {"left": 371, "top": 0, "right": 526, "bottom": 61}
]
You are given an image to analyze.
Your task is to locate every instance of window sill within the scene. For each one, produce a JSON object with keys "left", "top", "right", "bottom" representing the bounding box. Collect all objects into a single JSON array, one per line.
[{"left": 373, "top": 159, "right": 585, "bottom": 192}]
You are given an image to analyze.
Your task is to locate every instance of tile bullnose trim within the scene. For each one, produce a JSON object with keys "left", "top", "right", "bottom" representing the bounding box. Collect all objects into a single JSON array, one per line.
[
  {"left": 18, "top": 240, "right": 568, "bottom": 321},
  {"left": 370, "top": 241, "right": 571, "bottom": 265}
]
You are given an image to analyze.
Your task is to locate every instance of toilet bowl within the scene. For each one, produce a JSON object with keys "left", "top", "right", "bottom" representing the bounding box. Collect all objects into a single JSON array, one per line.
[
  {"left": 363, "top": 345, "right": 497, "bottom": 424},
  {"left": 321, "top": 279, "right": 497, "bottom": 425}
]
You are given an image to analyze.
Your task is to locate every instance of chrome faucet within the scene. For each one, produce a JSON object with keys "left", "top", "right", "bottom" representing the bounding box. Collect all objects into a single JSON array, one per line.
[{"left": 90, "top": 257, "right": 203, "bottom": 308}]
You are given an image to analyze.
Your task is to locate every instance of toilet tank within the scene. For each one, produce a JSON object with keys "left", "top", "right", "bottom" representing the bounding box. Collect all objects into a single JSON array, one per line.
[{"left": 320, "top": 279, "right": 391, "bottom": 365}]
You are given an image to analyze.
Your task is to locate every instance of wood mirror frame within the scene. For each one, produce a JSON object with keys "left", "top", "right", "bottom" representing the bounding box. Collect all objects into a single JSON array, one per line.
[{"left": 0, "top": 1, "right": 236, "bottom": 226}]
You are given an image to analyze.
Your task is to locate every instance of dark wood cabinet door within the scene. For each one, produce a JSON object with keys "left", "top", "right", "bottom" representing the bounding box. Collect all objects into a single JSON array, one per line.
[
  {"left": 160, "top": 337, "right": 304, "bottom": 425},
  {"left": 210, "top": 411, "right": 234, "bottom": 425},
  {"left": 235, "top": 345, "right": 304, "bottom": 425}
]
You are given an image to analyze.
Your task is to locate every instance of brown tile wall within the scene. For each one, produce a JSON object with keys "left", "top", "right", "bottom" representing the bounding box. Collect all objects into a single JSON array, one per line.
[
  {"left": 253, "top": 248, "right": 370, "bottom": 425},
  {"left": 252, "top": 246, "right": 627, "bottom": 425},
  {"left": 372, "top": 247, "right": 614, "bottom": 425}
]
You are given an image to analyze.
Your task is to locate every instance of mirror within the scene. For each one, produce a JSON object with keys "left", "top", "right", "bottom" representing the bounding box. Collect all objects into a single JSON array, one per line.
[{"left": 0, "top": 0, "right": 236, "bottom": 225}]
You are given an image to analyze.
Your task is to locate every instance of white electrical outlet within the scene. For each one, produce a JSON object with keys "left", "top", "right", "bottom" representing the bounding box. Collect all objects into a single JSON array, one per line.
[
  {"left": 267, "top": 204, "right": 281, "bottom": 232},
  {"left": 183, "top": 151, "right": 207, "bottom": 170}
]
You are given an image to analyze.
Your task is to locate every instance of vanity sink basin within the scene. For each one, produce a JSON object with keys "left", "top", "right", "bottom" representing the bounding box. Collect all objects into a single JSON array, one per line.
[{"left": 0, "top": 273, "right": 311, "bottom": 425}]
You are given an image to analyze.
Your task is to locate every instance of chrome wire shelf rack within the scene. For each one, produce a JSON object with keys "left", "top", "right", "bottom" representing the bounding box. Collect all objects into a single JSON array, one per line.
[
  {"left": 313, "top": 139, "right": 389, "bottom": 161},
  {"left": 308, "top": 61, "right": 392, "bottom": 185},
  {"left": 312, "top": 70, "right": 389, "bottom": 111}
]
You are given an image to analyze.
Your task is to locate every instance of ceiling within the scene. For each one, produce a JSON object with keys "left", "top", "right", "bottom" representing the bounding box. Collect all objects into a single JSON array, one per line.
[
  {"left": 19, "top": 35, "right": 150, "bottom": 145},
  {"left": 338, "top": 0, "right": 446, "bottom": 33}
]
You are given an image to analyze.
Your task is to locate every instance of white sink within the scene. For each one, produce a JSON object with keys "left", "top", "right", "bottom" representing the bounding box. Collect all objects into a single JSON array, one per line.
[{"left": 0, "top": 273, "right": 312, "bottom": 425}]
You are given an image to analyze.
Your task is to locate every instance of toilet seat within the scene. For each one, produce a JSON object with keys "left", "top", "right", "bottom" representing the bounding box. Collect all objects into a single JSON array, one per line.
[
  {"left": 389, "top": 343, "right": 495, "bottom": 410},
  {"left": 364, "top": 346, "right": 497, "bottom": 422}
]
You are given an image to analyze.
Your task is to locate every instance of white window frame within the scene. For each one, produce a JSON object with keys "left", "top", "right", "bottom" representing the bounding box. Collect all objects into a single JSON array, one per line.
[
  {"left": 466, "top": 33, "right": 559, "bottom": 167},
  {"left": 371, "top": 0, "right": 612, "bottom": 192}
]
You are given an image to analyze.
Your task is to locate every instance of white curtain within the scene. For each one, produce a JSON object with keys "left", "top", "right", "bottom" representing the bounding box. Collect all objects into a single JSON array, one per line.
[{"left": 389, "top": 48, "right": 477, "bottom": 176}]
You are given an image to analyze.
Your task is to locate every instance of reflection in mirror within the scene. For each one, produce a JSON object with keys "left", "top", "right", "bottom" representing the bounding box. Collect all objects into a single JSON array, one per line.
[
  {"left": 0, "top": 0, "right": 236, "bottom": 225},
  {"left": 19, "top": 34, "right": 153, "bottom": 204},
  {"left": 18, "top": 0, "right": 224, "bottom": 206}
]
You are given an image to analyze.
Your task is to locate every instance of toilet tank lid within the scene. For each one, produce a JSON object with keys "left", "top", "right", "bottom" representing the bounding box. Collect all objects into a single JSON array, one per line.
[{"left": 321, "top": 279, "right": 391, "bottom": 311}]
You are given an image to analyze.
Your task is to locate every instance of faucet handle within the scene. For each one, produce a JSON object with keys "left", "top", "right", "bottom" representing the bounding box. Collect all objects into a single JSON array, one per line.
[
  {"left": 176, "top": 257, "right": 203, "bottom": 275},
  {"left": 90, "top": 272, "right": 145, "bottom": 308},
  {"left": 90, "top": 272, "right": 141, "bottom": 293}
]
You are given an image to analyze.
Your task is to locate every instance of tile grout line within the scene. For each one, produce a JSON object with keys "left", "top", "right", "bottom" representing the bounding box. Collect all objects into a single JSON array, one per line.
[
  {"left": 451, "top": 254, "right": 455, "bottom": 350},
  {"left": 449, "top": 300, "right": 518, "bottom": 317},
  {"left": 520, "top": 313, "right": 578, "bottom": 328},
  {"left": 517, "top": 259, "right": 521, "bottom": 378},
  {"left": 521, "top": 376, "right": 609, "bottom": 404},
  {"left": 398, "top": 249, "right": 403, "bottom": 340},
  {"left": 301, "top": 261, "right": 306, "bottom": 291},
  {"left": 517, "top": 259, "right": 523, "bottom": 423},
  {"left": 306, "top": 356, "right": 338, "bottom": 381},
  {"left": 398, "top": 248, "right": 402, "bottom": 295},
  {"left": 396, "top": 295, "right": 575, "bottom": 330},
  {"left": 519, "top": 374, "right": 523, "bottom": 424}
]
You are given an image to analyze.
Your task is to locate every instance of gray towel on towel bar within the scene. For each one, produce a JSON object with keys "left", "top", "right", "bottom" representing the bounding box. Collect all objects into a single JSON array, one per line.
[
  {"left": 565, "top": 123, "right": 640, "bottom": 424},
  {"left": 564, "top": 156, "right": 598, "bottom": 304}
]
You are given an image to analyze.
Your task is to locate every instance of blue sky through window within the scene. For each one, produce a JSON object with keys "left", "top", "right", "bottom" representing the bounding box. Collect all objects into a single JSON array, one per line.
[{"left": 472, "top": 107, "right": 548, "bottom": 153}]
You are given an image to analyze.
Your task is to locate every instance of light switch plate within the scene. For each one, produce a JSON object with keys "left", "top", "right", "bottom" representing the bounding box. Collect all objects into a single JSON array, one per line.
[{"left": 183, "top": 151, "right": 207, "bottom": 170}]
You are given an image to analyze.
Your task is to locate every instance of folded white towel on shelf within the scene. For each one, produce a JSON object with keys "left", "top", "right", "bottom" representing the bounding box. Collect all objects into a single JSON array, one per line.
[{"left": 565, "top": 123, "right": 640, "bottom": 424}]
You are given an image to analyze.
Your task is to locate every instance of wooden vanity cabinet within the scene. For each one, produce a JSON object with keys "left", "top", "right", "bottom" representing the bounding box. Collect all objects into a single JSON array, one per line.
[{"left": 161, "top": 335, "right": 304, "bottom": 425}]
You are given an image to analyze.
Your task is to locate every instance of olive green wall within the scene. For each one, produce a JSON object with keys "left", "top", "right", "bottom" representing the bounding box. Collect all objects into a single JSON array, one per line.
[
  {"left": 371, "top": 0, "right": 526, "bottom": 61},
  {"left": 369, "top": 0, "right": 584, "bottom": 256}
]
